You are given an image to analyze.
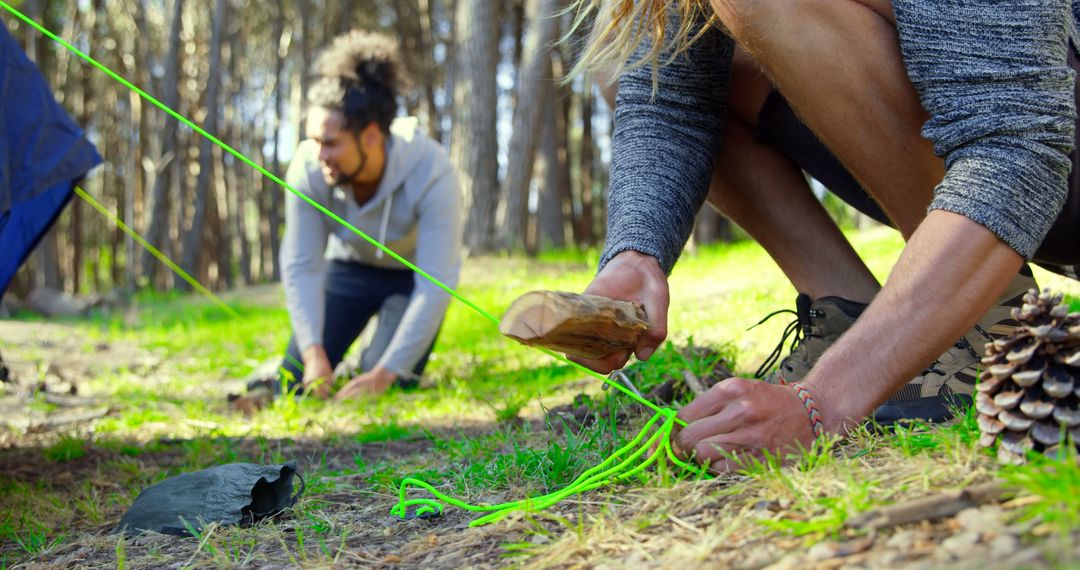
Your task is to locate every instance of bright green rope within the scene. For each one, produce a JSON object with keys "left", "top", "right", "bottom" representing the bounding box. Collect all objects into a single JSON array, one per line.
[
  {"left": 392, "top": 409, "right": 708, "bottom": 525},
  {"left": 2, "top": 2, "right": 704, "bottom": 526}
]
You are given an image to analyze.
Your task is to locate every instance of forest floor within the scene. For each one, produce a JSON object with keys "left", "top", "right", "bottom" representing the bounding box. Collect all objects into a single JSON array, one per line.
[{"left": 3, "top": 227, "right": 1080, "bottom": 569}]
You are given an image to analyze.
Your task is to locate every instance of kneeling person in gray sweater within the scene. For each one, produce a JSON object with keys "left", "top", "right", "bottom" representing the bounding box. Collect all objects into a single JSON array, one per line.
[{"left": 278, "top": 31, "right": 462, "bottom": 399}]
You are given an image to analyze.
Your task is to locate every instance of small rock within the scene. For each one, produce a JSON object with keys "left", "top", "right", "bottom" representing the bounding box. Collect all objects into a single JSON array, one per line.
[
  {"left": 956, "top": 505, "right": 1006, "bottom": 536},
  {"left": 806, "top": 536, "right": 874, "bottom": 561},
  {"left": 885, "top": 530, "right": 919, "bottom": 550},
  {"left": 987, "top": 533, "right": 1020, "bottom": 558},
  {"left": 941, "top": 531, "right": 980, "bottom": 557},
  {"left": 807, "top": 542, "right": 837, "bottom": 561}
]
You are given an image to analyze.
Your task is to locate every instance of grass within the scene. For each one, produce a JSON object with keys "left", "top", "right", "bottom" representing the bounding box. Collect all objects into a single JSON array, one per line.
[{"left": 2, "top": 226, "right": 1080, "bottom": 567}]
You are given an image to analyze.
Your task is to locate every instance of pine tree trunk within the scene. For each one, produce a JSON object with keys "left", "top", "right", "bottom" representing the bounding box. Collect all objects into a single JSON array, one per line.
[
  {"left": 128, "top": 0, "right": 154, "bottom": 290},
  {"left": 225, "top": 29, "right": 252, "bottom": 286},
  {"left": 71, "top": 0, "right": 101, "bottom": 294},
  {"left": 498, "top": 0, "right": 559, "bottom": 250},
  {"left": 179, "top": 0, "right": 227, "bottom": 290},
  {"left": 418, "top": 0, "right": 441, "bottom": 140},
  {"left": 452, "top": 0, "right": 501, "bottom": 252},
  {"left": 576, "top": 83, "right": 596, "bottom": 246},
  {"left": 536, "top": 59, "right": 567, "bottom": 251},
  {"left": 268, "top": 0, "right": 289, "bottom": 282},
  {"left": 140, "top": 0, "right": 185, "bottom": 286}
]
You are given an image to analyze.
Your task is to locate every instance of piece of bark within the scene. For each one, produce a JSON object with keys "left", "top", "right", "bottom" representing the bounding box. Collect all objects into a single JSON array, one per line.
[
  {"left": 846, "top": 481, "right": 1014, "bottom": 530},
  {"left": 27, "top": 407, "right": 111, "bottom": 432},
  {"left": 44, "top": 394, "right": 101, "bottom": 408},
  {"left": 499, "top": 291, "right": 648, "bottom": 359}
]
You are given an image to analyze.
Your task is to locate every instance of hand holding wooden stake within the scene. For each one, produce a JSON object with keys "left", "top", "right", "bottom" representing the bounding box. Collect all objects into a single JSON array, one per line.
[{"left": 499, "top": 291, "right": 649, "bottom": 360}]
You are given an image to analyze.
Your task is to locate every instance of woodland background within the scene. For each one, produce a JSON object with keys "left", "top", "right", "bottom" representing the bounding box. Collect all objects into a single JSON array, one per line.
[{"left": 4, "top": 0, "right": 862, "bottom": 298}]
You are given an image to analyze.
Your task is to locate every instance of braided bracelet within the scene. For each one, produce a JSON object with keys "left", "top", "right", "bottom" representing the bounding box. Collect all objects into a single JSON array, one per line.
[{"left": 790, "top": 382, "right": 825, "bottom": 438}]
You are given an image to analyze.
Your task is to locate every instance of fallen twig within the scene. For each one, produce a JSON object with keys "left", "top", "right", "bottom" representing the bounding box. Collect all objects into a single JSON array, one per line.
[{"left": 845, "top": 480, "right": 1014, "bottom": 530}]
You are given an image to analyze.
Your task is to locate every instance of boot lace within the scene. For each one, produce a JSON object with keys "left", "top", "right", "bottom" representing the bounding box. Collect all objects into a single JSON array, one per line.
[{"left": 752, "top": 294, "right": 817, "bottom": 379}]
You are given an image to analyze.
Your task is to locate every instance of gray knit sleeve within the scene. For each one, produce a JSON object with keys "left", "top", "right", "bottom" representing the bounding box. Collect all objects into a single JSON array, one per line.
[
  {"left": 598, "top": 17, "right": 733, "bottom": 275},
  {"left": 894, "top": 1, "right": 1075, "bottom": 259}
]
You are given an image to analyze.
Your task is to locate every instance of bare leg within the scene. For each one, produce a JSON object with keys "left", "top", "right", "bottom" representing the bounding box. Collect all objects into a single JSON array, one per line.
[
  {"left": 711, "top": 0, "right": 944, "bottom": 238},
  {"left": 713, "top": 50, "right": 880, "bottom": 301},
  {"left": 712, "top": 118, "right": 880, "bottom": 302}
]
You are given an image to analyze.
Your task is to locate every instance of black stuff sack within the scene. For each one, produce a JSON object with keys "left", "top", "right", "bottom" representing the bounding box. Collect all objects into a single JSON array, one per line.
[{"left": 115, "top": 462, "right": 303, "bottom": 536}]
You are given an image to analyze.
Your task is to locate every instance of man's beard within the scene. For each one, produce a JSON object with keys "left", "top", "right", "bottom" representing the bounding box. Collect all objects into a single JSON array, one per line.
[{"left": 329, "top": 143, "right": 368, "bottom": 187}]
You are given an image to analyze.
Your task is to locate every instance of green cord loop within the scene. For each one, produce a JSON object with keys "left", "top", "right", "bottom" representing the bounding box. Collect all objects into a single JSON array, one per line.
[{"left": 392, "top": 409, "right": 707, "bottom": 526}]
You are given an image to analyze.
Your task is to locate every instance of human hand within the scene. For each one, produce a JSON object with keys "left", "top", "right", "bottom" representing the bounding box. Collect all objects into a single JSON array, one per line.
[
  {"left": 334, "top": 366, "right": 397, "bottom": 401},
  {"left": 301, "top": 345, "right": 334, "bottom": 399},
  {"left": 572, "top": 250, "right": 669, "bottom": 373},
  {"left": 671, "top": 378, "right": 819, "bottom": 473}
]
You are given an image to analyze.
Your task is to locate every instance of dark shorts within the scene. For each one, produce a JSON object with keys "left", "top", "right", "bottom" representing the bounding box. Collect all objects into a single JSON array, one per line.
[{"left": 754, "top": 50, "right": 1080, "bottom": 271}]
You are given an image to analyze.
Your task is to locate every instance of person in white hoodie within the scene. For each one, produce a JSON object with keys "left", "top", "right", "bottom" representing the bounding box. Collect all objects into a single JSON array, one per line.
[{"left": 278, "top": 30, "right": 462, "bottom": 400}]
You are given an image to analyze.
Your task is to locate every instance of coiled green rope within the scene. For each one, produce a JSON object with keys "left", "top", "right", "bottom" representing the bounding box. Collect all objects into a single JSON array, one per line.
[
  {"left": 392, "top": 409, "right": 707, "bottom": 525},
  {"left": 1, "top": 1, "right": 708, "bottom": 526}
]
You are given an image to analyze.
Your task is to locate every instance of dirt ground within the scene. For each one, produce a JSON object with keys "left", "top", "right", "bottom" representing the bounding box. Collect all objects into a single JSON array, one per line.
[{"left": 2, "top": 319, "right": 1079, "bottom": 569}]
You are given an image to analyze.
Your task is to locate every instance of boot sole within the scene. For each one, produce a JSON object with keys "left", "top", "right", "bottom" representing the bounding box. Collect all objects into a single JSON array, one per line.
[{"left": 871, "top": 394, "right": 973, "bottom": 426}]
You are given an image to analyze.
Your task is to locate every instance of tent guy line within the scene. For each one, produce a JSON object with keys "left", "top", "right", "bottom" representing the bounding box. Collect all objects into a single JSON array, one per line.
[{"left": 73, "top": 186, "right": 239, "bottom": 319}]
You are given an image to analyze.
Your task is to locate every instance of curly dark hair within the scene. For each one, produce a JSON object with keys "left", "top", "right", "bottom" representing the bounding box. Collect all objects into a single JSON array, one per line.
[{"left": 307, "top": 30, "right": 410, "bottom": 134}]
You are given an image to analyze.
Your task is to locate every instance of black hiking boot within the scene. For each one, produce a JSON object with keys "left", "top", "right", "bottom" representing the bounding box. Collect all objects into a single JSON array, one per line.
[{"left": 755, "top": 294, "right": 867, "bottom": 385}]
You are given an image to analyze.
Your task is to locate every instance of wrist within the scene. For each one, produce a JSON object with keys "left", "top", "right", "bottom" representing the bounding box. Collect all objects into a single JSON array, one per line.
[
  {"left": 800, "top": 375, "right": 865, "bottom": 436},
  {"left": 371, "top": 365, "right": 397, "bottom": 382},
  {"left": 609, "top": 249, "right": 662, "bottom": 271},
  {"left": 301, "top": 344, "right": 327, "bottom": 366}
]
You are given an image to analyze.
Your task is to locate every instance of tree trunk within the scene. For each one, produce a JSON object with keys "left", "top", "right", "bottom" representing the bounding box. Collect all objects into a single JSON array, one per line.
[
  {"left": 70, "top": 0, "right": 102, "bottom": 294},
  {"left": 452, "top": 0, "right": 501, "bottom": 252},
  {"left": 127, "top": 0, "right": 159, "bottom": 290},
  {"left": 225, "top": 27, "right": 252, "bottom": 286},
  {"left": 266, "top": 0, "right": 290, "bottom": 282},
  {"left": 140, "top": 0, "right": 185, "bottom": 286},
  {"left": 536, "top": 61, "right": 567, "bottom": 251},
  {"left": 179, "top": 0, "right": 227, "bottom": 290},
  {"left": 418, "top": 0, "right": 441, "bottom": 140},
  {"left": 498, "top": 0, "right": 559, "bottom": 250},
  {"left": 575, "top": 82, "right": 596, "bottom": 246}
]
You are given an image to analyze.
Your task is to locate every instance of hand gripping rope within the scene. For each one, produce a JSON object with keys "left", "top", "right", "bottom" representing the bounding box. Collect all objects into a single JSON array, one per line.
[{"left": 3, "top": 1, "right": 730, "bottom": 526}]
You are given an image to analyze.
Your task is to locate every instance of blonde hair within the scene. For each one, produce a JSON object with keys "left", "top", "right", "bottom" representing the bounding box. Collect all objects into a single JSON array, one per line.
[{"left": 565, "top": 0, "right": 718, "bottom": 87}]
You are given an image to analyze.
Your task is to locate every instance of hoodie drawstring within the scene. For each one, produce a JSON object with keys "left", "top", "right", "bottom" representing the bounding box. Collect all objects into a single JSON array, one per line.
[{"left": 376, "top": 190, "right": 394, "bottom": 260}]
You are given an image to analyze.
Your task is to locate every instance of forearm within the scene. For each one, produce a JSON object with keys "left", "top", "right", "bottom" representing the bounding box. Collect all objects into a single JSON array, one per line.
[
  {"left": 600, "top": 15, "right": 733, "bottom": 275},
  {"left": 801, "top": 210, "right": 1023, "bottom": 433}
]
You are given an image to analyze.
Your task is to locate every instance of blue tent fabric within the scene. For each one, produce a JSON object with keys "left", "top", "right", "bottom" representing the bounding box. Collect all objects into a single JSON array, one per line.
[{"left": 0, "top": 24, "right": 102, "bottom": 295}]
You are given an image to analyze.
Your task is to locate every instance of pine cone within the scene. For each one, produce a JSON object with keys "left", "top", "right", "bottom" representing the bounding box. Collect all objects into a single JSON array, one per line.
[{"left": 976, "top": 288, "right": 1080, "bottom": 464}]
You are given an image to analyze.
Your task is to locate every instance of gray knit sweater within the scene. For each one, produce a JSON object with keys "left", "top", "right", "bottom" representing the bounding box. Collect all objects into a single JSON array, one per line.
[{"left": 601, "top": 5, "right": 1078, "bottom": 275}]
